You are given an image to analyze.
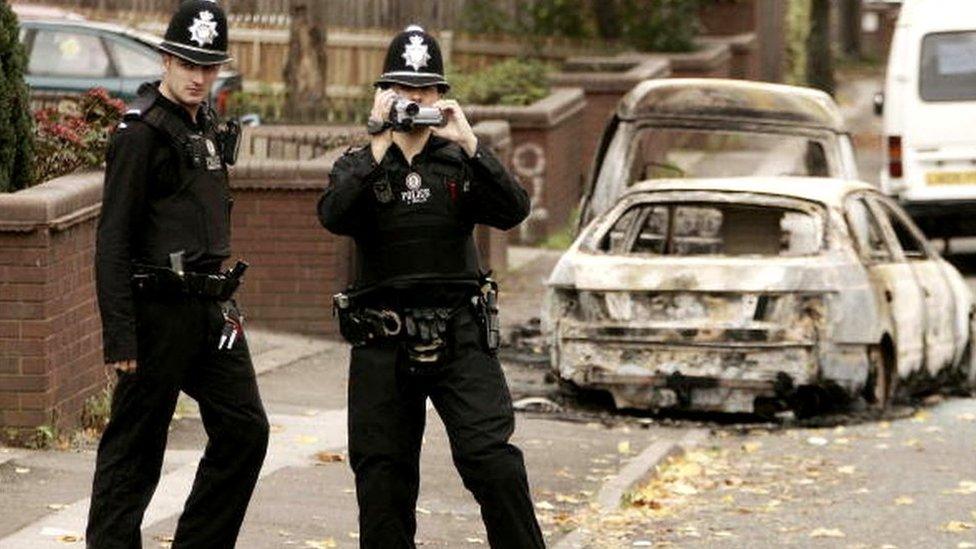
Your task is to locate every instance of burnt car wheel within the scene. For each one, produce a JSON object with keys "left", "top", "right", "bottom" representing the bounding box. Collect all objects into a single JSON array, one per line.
[{"left": 865, "top": 343, "right": 897, "bottom": 410}]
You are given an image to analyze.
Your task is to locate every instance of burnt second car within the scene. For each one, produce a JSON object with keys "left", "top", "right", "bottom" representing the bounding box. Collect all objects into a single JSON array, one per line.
[
  {"left": 580, "top": 79, "right": 861, "bottom": 230},
  {"left": 545, "top": 178, "right": 975, "bottom": 416}
]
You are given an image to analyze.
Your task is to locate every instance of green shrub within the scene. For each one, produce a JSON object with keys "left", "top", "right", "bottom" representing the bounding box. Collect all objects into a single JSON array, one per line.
[
  {"left": 0, "top": 3, "right": 34, "bottom": 192},
  {"left": 228, "top": 84, "right": 372, "bottom": 124},
  {"left": 450, "top": 59, "right": 553, "bottom": 107},
  {"left": 459, "top": 0, "right": 516, "bottom": 35},
  {"left": 619, "top": 0, "right": 701, "bottom": 53},
  {"left": 32, "top": 88, "right": 125, "bottom": 185},
  {"left": 525, "top": 0, "right": 592, "bottom": 39}
]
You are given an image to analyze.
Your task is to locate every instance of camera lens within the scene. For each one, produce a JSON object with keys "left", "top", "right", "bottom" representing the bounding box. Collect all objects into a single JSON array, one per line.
[{"left": 405, "top": 102, "right": 420, "bottom": 116}]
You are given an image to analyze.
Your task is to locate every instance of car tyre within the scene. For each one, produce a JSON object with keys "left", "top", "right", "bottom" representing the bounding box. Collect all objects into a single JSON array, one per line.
[{"left": 865, "top": 344, "right": 897, "bottom": 410}]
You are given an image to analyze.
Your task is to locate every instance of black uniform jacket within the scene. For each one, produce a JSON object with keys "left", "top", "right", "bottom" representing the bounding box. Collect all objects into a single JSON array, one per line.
[
  {"left": 96, "top": 89, "right": 229, "bottom": 364},
  {"left": 317, "top": 135, "right": 530, "bottom": 299}
]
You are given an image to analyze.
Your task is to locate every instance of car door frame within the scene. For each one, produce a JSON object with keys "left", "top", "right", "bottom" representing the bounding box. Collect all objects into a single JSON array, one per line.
[
  {"left": 844, "top": 190, "right": 927, "bottom": 380},
  {"left": 870, "top": 193, "right": 959, "bottom": 375}
]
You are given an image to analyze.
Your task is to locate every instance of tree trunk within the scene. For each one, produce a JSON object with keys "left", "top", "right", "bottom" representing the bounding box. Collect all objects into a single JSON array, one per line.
[
  {"left": 284, "top": 1, "right": 329, "bottom": 122},
  {"left": 839, "top": 0, "right": 862, "bottom": 58},
  {"left": 591, "top": 0, "right": 621, "bottom": 40},
  {"left": 806, "top": 0, "right": 835, "bottom": 95}
]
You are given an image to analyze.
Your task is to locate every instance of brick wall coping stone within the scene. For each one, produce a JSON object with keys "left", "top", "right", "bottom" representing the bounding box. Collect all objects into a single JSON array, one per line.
[
  {"left": 699, "top": 32, "right": 758, "bottom": 55},
  {"left": 0, "top": 172, "right": 103, "bottom": 232},
  {"left": 550, "top": 56, "right": 672, "bottom": 93},
  {"left": 230, "top": 119, "right": 512, "bottom": 191},
  {"left": 620, "top": 41, "right": 731, "bottom": 74},
  {"left": 465, "top": 88, "right": 586, "bottom": 130},
  {"left": 471, "top": 120, "right": 512, "bottom": 151}
]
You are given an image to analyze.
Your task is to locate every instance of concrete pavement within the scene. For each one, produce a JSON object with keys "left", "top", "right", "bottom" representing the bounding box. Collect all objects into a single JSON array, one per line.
[{"left": 0, "top": 246, "right": 696, "bottom": 548}]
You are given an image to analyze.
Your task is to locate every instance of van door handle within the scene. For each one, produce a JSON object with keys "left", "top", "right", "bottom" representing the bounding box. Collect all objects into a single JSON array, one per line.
[{"left": 885, "top": 289, "right": 893, "bottom": 302}]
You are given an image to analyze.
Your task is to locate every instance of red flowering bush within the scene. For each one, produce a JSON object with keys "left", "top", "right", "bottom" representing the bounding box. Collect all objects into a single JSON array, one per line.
[{"left": 32, "top": 88, "right": 124, "bottom": 185}]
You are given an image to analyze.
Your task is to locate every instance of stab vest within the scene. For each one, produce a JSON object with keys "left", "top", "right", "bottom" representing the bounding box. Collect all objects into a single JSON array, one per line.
[
  {"left": 355, "top": 142, "right": 481, "bottom": 287},
  {"left": 126, "top": 85, "right": 231, "bottom": 270}
]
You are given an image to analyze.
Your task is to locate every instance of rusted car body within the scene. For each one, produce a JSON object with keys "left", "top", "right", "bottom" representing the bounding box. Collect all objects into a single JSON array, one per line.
[
  {"left": 580, "top": 79, "right": 860, "bottom": 229},
  {"left": 546, "top": 178, "right": 975, "bottom": 415}
]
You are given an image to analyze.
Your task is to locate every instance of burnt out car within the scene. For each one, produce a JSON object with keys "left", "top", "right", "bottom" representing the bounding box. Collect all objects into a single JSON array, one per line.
[
  {"left": 580, "top": 79, "right": 860, "bottom": 230},
  {"left": 545, "top": 178, "right": 975, "bottom": 416}
]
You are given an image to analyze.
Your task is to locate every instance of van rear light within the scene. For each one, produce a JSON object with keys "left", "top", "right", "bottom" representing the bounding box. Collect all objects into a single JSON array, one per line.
[{"left": 888, "top": 135, "right": 903, "bottom": 178}]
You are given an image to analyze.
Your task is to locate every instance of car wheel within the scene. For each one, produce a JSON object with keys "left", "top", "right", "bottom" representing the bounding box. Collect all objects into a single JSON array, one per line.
[
  {"left": 961, "top": 313, "right": 976, "bottom": 391},
  {"left": 866, "top": 344, "right": 897, "bottom": 410}
]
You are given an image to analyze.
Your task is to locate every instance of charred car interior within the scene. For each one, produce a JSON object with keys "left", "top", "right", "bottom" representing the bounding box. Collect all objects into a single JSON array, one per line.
[{"left": 545, "top": 179, "right": 975, "bottom": 417}]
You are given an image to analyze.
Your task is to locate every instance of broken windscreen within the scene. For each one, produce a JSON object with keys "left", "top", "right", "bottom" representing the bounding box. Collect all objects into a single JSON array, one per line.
[{"left": 599, "top": 202, "right": 823, "bottom": 257}]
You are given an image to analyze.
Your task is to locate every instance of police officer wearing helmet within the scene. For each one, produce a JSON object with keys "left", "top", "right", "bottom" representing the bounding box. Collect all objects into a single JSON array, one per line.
[
  {"left": 88, "top": 1, "right": 268, "bottom": 547},
  {"left": 318, "top": 26, "right": 545, "bottom": 549}
]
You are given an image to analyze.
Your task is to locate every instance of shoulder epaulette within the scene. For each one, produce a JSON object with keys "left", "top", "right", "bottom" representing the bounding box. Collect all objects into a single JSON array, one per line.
[{"left": 123, "top": 93, "right": 157, "bottom": 122}]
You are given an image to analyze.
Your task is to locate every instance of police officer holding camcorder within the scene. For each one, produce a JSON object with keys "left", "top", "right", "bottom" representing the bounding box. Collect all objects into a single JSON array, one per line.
[
  {"left": 318, "top": 25, "right": 546, "bottom": 549},
  {"left": 88, "top": 1, "right": 268, "bottom": 547}
]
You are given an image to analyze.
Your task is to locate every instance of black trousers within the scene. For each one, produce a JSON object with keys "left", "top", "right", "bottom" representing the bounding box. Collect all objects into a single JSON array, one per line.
[
  {"left": 348, "top": 310, "right": 545, "bottom": 549},
  {"left": 87, "top": 297, "right": 269, "bottom": 549}
]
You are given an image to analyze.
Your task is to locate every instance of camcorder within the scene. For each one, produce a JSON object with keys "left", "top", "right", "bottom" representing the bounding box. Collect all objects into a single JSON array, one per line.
[{"left": 388, "top": 97, "right": 445, "bottom": 132}]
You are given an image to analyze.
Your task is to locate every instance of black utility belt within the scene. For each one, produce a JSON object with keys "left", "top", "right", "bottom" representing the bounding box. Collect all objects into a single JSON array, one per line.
[
  {"left": 333, "top": 275, "right": 500, "bottom": 358},
  {"left": 132, "top": 265, "right": 244, "bottom": 301}
]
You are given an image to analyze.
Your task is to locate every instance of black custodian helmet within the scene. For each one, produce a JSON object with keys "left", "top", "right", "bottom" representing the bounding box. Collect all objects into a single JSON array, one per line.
[
  {"left": 374, "top": 25, "right": 450, "bottom": 92},
  {"left": 158, "top": 0, "right": 232, "bottom": 65}
]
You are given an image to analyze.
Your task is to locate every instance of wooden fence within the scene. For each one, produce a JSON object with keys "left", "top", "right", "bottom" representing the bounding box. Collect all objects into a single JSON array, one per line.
[{"left": 11, "top": 0, "right": 531, "bottom": 31}]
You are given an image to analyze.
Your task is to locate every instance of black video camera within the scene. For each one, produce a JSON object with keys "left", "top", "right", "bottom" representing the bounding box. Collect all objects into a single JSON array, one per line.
[{"left": 388, "top": 97, "right": 445, "bottom": 132}]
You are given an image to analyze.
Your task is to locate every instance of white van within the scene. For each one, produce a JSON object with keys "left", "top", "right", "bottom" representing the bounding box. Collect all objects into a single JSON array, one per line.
[{"left": 877, "top": 0, "right": 976, "bottom": 241}]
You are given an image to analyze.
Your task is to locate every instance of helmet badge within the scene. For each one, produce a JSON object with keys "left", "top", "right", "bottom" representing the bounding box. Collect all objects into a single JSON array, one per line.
[
  {"left": 402, "top": 35, "right": 431, "bottom": 72},
  {"left": 188, "top": 11, "right": 219, "bottom": 47}
]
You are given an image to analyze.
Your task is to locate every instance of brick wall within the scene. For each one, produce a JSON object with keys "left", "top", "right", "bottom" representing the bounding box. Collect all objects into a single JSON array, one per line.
[
  {"left": 551, "top": 57, "right": 671, "bottom": 182},
  {"left": 229, "top": 121, "right": 516, "bottom": 336},
  {"left": 0, "top": 173, "right": 106, "bottom": 441},
  {"left": 652, "top": 42, "right": 733, "bottom": 79},
  {"left": 0, "top": 124, "right": 518, "bottom": 435},
  {"left": 698, "top": 0, "right": 785, "bottom": 83},
  {"left": 467, "top": 89, "right": 587, "bottom": 244}
]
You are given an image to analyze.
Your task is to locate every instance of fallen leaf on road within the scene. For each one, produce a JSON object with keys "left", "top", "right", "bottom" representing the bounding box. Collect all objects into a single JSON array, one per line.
[
  {"left": 14, "top": 467, "right": 30, "bottom": 474},
  {"left": 714, "top": 531, "right": 735, "bottom": 538},
  {"left": 809, "top": 528, "right": 845, "bottom": 538},
  {"left": 313, "top": 451, "right": 344, "bottom": 464},
  {"left": 807, "top": 437, "right": 829, "bottom": 446},
  {"left": 957, "top": 413, "right": 976, "bottom": 422},
  {"left": 833, "top": 438, "right": 851, "bottom": 446},
  {"left": 348, "top": 532, "right": 359, "bottom": 539},
  {"left": 632, "top": 541, "right": 653, "bottom": 547},
  {"left": 894, "top": 496, "right": 914, "bottom": 506},
  {"left": 416, "top": 507, "right": 431, "bottom": 515},
  {"left": 912, "top": 410, "right": 931, "bottom": 423},
  {"left": 269, "top": 424, "right": 285, "bottom": 433},
  {"left": 47, "top": 503, "right": 69, "bottom": 510},
  {"left": 303, "top": 539, "right": 336, "bottom": 549},
  {"left": 837, "top": 466, "right": 856, "bottom": 475},
  {"left": 742, "top": 441, "right": 762, "bottom": 453},
  {"left": 465, "top": 537, "right": 484, "bottom": 544},
  {"left": 945, "top": 481, "right": 976, "bottom": 495},
  {"left": 959, "top": 543, "right": 976, "bottom": 549},
  {"left": 296, "top": 435, "right": 319, "bottom": 445},
  {"left": 555, "top": 493, "right": 580, "bottom": 504},
  {"left": 670, "top": 482, "right": 698, "bottom": 496},
  {"left": 536, "top": 501, "right": 555, "bottom": 511},
  {"left": 56, "top": 535, "right": 82, "bottom": 543},
  {"left": 618, "top": 440, "right": 631, "bottom": 454},
  {"left": 941, "top": 521, "right": 975, "bottom": 533}
]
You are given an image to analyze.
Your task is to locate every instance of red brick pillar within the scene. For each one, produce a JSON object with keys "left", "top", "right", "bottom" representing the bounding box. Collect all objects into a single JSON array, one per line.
[
  {"left": 0, "top": 173, "right": 107, "bottom": 442},
  {"left": 466, "top": 89, "right": 587, "bottom": 244}
]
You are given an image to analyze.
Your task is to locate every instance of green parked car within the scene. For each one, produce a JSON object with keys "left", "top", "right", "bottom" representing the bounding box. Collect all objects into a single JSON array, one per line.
[{"left": 16, "top": 8, "right": 242, "bottom": 114}]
